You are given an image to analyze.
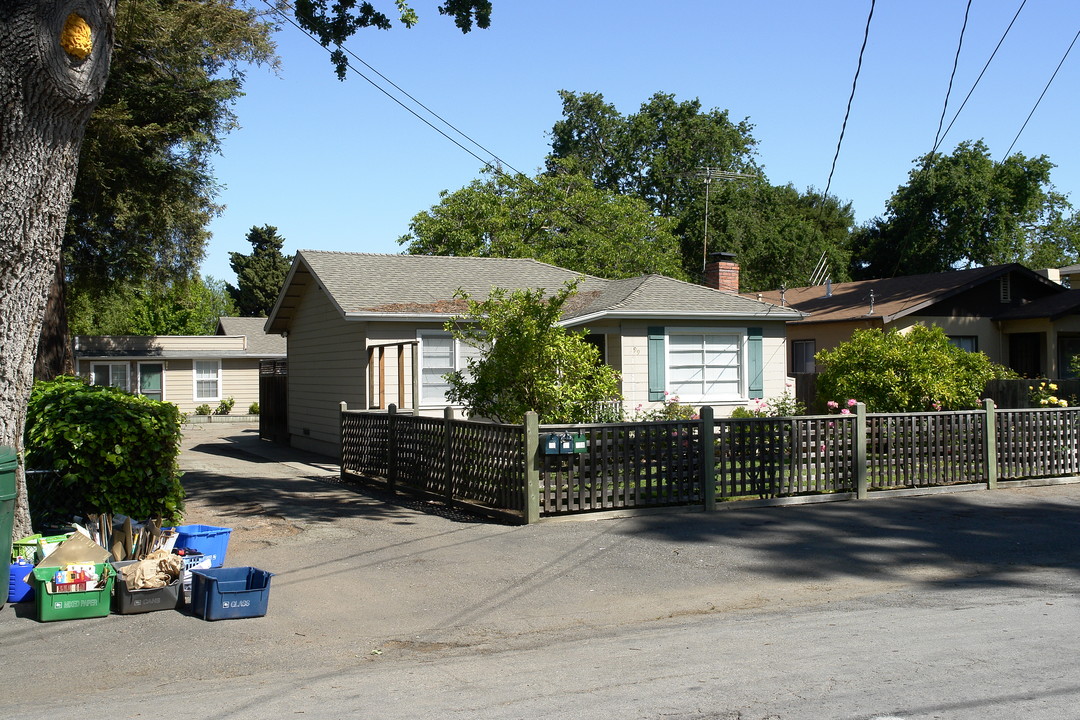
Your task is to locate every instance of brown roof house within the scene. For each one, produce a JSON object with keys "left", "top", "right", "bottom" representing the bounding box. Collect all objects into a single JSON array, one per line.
[
  {"left": 749, "top": 263, "right": 1080, "bottom": 379},
  {"left": 73, "top": 317, "right": 286, "bottom": 416},
  {"left": 264, "top": 251, "right": 802, "bottom": 457}
]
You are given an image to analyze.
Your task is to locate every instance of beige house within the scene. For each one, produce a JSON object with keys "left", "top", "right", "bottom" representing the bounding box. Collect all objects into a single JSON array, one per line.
[
  {"left": 73, "top": 317, "right": 286, "bottom": 415},
  {"left": 265, "top": 251, "right": 802, "bottom": 458},
  {"left": 750, "top": 263, "right": 1080, "bottom": 378}
]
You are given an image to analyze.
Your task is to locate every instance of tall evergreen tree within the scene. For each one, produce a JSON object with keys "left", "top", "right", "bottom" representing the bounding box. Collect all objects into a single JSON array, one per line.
[{"left": 228, "top": 225, "right": 293, "bottom": 316}]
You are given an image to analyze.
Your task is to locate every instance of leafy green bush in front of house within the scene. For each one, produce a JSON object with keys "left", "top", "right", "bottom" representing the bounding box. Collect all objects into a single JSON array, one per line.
[
  {"left": 248, "top": 402, "right": 260, "bottom": 415},
  {"left": 815, "top": 325, "right": 1014, "bottom": 413},
  {"left": 194, "top": 404, "right": 212, "bottom": 415},
  {"left": 24, "top": 376, "right": 185, "bottom": 524},
  {"left": 214, "top": 396, "right": 235, "bottom": 415}
]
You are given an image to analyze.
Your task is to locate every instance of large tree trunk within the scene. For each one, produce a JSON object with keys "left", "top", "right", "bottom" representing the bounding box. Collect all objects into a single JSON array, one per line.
[{"left": 1, "top": 1, "right": 115, "bottom": 540}]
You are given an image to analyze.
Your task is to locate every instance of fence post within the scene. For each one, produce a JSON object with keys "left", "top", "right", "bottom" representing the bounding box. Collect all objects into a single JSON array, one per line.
[
  {"left": 444, "top": 406, "right": 454, "bottom": 503},
  {"left": 984, "top": 398, "right": 998, "bottom": 490},
  {"left": 855, "top": 402, "right": 868, "bottom": 499},
  {"left": 524, "top": 411, "right": 540, "bottom": 524},
  {"left": 387, "top": 403, "right": 397, "bottom": 492},
  {"left": 339, "top": 401, "right": 348, "bottom": 481},
  {"left": 700, "top": 406, "right": 716, "bottom": 511}
]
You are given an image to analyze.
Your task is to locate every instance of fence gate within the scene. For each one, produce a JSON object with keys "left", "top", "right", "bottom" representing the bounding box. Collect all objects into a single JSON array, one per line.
[{"left": 259, "top": 359, "right": 288, "bottom": 445}]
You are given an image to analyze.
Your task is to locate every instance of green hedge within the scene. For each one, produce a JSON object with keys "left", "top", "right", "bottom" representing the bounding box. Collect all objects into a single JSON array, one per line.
[{"left": 24, "top": 376, "right": 185, "bottom": 524}]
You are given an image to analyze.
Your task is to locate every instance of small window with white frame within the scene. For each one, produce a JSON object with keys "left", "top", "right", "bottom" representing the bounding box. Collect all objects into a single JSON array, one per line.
[
  {"left": 947, "top": 335, "right": 978, "bottom": 353},
  {"left": 418, "top": 331, "right": 483, "bottom": 407},
  {"left": 193, "top": 360, "right": 221, "bottom": 402},
  {"left": 90, "top": 362, "right": 130, "bottom": 391},
  {"left": 791, "top": 339, "right": 816, "bottom": 374}
]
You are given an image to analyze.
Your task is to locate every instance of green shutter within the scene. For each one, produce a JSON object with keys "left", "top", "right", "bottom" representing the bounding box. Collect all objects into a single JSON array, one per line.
[
  {"left": 748, "top": 327, "right": 763, "bottom": 399},
  {"left": 648, "top": 327, "right": 666, "bottom": 401}
]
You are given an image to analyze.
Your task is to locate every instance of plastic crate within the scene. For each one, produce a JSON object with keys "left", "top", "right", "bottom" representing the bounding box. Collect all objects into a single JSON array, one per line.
[
  {"left": 110, "top": 560, "right": 182, "bottom": 614},
  {"left": 190, "top": 567, "right": 273, "bottom": 621},
  {"left": 171, "top": 525, "right": 231, "bottom": 568},
  {"left": 30, "top": 564, "right": 114, "bottom": 622},
  {"left": 180, "top": 553, "right": 211, "bottom": 604},
  {"left": 8, "top": 559, "right": 35, "bottom": 603},
  {"left": 11, "top": 534, "right": 41, "bottom": 562}
]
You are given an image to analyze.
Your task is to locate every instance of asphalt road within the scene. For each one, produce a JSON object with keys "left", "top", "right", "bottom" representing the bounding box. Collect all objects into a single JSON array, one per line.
[{"left": 4, "top": 424, "right": 1080, "bottom": 719}]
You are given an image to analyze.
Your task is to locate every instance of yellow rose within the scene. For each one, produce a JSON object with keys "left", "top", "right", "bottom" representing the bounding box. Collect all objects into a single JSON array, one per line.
[{"left": 1049, "top": 383, "right": 1058, "bottom": 391}]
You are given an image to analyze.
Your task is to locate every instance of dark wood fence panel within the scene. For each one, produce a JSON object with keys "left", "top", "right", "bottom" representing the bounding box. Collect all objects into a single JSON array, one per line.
[
  {"left": 450, "top": 420, "right": 525, "bottom": 512},
  {"left": 539, "top": 420, "right": 702, "bottom": 515},
  {"left": 866, "top": 411, "right": 984, "bottom": 490},
  {"left": 983, "top": 379, "right": 1080, "bottom": 409},
  {"left": 997, "top": 408, "right": 1080, "bottom": 480}
]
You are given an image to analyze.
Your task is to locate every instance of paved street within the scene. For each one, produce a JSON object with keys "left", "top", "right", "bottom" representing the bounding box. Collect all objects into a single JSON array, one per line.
[{"left": 4, "top": 424, "right": 1080, "bottom": 719}]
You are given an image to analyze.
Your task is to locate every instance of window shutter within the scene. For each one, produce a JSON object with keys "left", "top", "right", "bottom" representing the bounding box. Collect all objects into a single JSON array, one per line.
[
  {"left": 647, "top": 327, "right": 666, "bottom": 401},
  {"left": 747, "top": 327, "right": 763, "bottom": 399}
]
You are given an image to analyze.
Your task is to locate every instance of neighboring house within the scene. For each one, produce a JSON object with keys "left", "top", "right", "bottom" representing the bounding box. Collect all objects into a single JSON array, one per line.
[
  {"left": 73, "top": 317, "right": 286, "bottom": 415},
  {"left": 749, "top": 263, "right": 1080, "bottom": 378},
  {"left": 264, "top": 251, "right": 802, "bottom": 458}
]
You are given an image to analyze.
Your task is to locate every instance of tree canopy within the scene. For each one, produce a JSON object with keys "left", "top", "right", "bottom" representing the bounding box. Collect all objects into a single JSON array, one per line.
[
  {"left": 228, "top": 225, "right": 293, "bottom": 316},
  {"left": 65, "top": 0, "right": 280, "bottom": 294},
  {"left": 68, "top": 277, "right": 236, "bottom": 336},
  {"left": 852, "top": 140, "right": 1080, "bottom": 278},
  {"left": 546, "top": 90, "right": 855, "bottom": 289},
  {"left": 399, "top": 163, "right": 687, "bottom": 280},
  {"left": 444, "top": 281, "right": 622, "bottom": 424}
]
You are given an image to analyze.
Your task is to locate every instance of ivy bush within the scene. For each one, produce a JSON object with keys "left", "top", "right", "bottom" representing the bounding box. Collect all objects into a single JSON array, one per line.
[{"left": 24, "top": 376, "right": 185, "bottom": 524}]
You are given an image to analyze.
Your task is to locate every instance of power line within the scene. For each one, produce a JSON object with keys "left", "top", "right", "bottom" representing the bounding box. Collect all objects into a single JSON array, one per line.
[
  {"left": 932, "top": 0, "right": 973, "bottom": 155},
  {"left": 934, "top": 0, "right": 1027, "bottom": 154},
  {"left": 1003, "top": 26, "right": 1080, "bottom": 159},
  {"left": 823, "top": 0, "right": 876, "bottom": 200},
  {"left": 265, "top": 1, "right": 524, "bottom": 177}
]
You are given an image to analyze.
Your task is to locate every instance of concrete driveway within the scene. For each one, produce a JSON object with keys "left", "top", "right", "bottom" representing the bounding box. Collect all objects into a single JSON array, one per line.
[{"left": 5, "top": 423, "right": 1080, "bottom": 719}]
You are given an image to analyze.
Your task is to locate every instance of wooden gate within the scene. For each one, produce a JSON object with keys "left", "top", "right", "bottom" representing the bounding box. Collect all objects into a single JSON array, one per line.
[{"left": 259, "top": 359, "right": 289, "bottom": 444}]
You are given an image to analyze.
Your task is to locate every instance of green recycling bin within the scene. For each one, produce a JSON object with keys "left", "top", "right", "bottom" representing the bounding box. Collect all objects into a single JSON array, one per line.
[{"left": 0, "top": 446, "right": 17, "bottom": 609}]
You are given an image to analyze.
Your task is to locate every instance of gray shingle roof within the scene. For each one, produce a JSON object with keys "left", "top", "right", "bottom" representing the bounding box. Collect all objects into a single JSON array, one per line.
[
  {"left": 267, "top": 251, "right": 799, "bottom": 331},
  {"left": 216, "top": 317, "right": 286, "bottom": 355}
]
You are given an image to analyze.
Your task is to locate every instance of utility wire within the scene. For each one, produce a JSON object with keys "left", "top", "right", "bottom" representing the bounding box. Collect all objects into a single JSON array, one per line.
[
  {"left": 1003, "top": 26, "right": 1080, "bottom": 159},
  {"left": 934, "top": 0, "right": 1027, "bottom": 154},
  {"left": 823, "top": 0, "right": 876, "bottom": 200},
  {"left": 266, "top": 1, "right": 524, "bottom": 177},
  {"left": 932, "top": 0, "right": 972, "bottom": 156}
]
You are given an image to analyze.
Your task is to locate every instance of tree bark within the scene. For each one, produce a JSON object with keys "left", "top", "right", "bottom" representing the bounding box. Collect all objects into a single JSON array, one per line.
[
  {"left": 34, "top": 258, "right": 75, "bottom": 382},
  {"left": 1, "top": 1, "right": 115, "bottom": 540}
]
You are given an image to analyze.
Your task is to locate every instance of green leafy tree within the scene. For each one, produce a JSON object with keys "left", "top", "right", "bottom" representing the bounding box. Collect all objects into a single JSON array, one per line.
[
  {"left": 66, "top": 0, "right": 280, "bottom": 292},
  {"left": 228, "top": 225, "right": 293, "bottom": 316},
  {"left": 547, "top": 91, "right": 855, "bottom": 289},
  {"left": 400, "top": 163, "right": 686, "bottom": 280},
  {"left": 853, "top": 140, "right": 1080, "bottom": 278},
  {"left": 69, "top": 276, "right": 236, "bottom": 336},
  {"left": 815, "top": 325, "right": 1014, "bottom": 413},
  {"left": 444, "top": 281, "right": 622, "bottom": 423}
]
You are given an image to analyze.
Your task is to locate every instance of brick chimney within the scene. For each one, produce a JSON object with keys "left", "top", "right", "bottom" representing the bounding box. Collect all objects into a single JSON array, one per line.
[{"left": 704, "top": 252, "right": 740, "bottom": 292}]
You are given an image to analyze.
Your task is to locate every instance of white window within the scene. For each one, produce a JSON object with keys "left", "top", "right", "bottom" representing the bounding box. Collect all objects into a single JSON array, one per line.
[
  {"left": 947, "top": 336, "right": 978, "bottom": 353},
  {"left": 418, "top": 332, "right": 483, "bottom": 406},
  {"left": 792, "top": 339, "right": 817, "bottom": 374},
  {"left": 193, "top": 360, "right": 221, "bottom": 402},
  {"left": 90, "top": 362, "right": 130, "bottom": 391},
  {"left": 667, "top": 331, "right": 743, "bottom": 402}
]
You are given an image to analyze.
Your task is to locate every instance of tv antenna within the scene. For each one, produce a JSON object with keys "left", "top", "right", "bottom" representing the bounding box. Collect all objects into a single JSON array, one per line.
[{"left": 686, "top": 166, "right": 757, "bottom": 271}]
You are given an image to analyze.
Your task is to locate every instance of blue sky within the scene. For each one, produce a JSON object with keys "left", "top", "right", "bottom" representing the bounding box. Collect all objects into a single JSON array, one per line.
[{"left": 202, "top": 1, "right": 1080, "bottom": 284}]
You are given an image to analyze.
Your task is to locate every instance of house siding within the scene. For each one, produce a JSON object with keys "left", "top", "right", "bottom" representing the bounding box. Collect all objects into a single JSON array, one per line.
[{"left": 287, "top": 280, "right": 367, "bottom": 457}]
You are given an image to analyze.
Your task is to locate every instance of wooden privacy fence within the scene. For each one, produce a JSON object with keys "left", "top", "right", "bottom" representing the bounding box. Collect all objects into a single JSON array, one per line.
[{"left": 339, "top": 401, "right": 1080, "bottom": 523}]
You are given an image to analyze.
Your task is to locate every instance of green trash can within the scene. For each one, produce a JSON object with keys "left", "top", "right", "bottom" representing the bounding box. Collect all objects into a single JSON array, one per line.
[{"left": 0, "top": 446, "right": 18, "bottom": 609}]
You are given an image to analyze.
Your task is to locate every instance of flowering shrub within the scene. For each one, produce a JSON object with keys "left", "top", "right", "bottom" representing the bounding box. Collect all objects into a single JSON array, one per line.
[
  {"left": 633, "top": 393, "right": 698, "bottom": 421},
  {"left": 825, "top": 398, "right": 859, "bottom": 415},
  {"left": 731, "top": 390, "right": 806, "bottom": 418},
  {"left": 1029, "top": 381, "right": 1069, "bottom": 408}
]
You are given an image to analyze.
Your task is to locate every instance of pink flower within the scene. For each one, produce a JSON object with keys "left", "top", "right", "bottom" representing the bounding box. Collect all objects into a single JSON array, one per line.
[
  {"left": 846, "top": 398, "right": 857, "bottom": 407},
  {"left": 840, "top": 408, "right": 851, "bottom": 415},
  {"left": 819, "top": 444, "right": 826, "bottom": 453},
  {"left": 827, "top": 400, "right": 839, "bottom": 409}
]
